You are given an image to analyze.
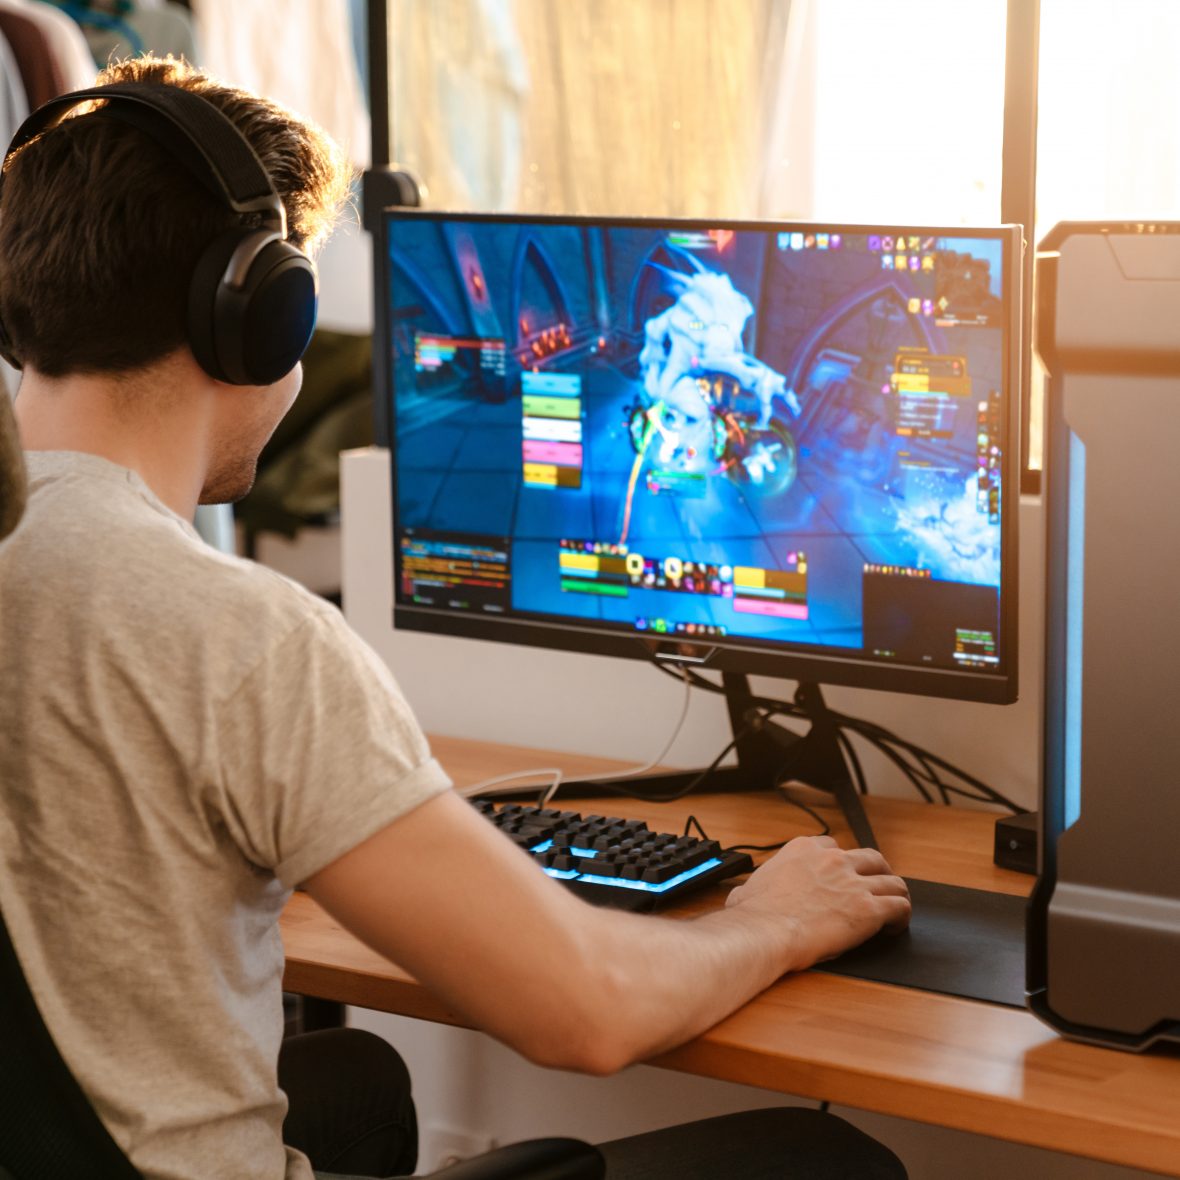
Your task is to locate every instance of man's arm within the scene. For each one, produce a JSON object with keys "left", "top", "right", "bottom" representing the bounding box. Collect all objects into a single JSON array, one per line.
[{"left": 305, "top": 790, "right": 909, "bottom": 1075}]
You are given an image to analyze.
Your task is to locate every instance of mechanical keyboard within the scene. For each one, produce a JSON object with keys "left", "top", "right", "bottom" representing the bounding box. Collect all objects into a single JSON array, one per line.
[{"left": 472, "top": 800, "right": 754, "bottom": 912}]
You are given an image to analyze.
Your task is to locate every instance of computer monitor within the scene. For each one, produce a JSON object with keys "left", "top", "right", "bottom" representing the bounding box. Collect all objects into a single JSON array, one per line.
[{"left": 379, "top": 213, "right": 1020, "bottom": 836}]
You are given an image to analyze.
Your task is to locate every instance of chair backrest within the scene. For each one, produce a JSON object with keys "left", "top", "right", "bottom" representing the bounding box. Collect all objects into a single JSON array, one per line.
[
  {"left": 0, "top": 388, "right": 26, "bottom": 541},
  {"left": 0, "top": 906, "right": 142, "bottom": 1179}
]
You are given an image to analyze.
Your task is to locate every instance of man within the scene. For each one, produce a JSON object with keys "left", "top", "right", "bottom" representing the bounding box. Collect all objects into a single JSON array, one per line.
[{"left": 0, "top": 57, "right": 910, "bottom": 1179}]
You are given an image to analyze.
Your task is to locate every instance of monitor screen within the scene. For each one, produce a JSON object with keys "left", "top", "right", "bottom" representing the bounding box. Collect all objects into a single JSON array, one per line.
[{"left": 382, "top": 213, "right": 1019, "bottom": 703}]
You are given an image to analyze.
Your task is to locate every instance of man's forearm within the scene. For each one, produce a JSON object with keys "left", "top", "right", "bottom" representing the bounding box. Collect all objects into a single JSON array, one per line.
[{"left": 565, "top": 901, "right": 800, "bottom": 1073}]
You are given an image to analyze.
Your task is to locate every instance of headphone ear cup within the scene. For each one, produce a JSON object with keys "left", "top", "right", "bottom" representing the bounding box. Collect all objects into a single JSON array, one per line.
[
  {"left": 233, "top": 238, "right": 318, "bottom": 386},
  {"left": 188, "top": 230, "right": 317, "bottom": 386},
  {"left": 188, "top": 229, "right": 250, "bottom": 383}
]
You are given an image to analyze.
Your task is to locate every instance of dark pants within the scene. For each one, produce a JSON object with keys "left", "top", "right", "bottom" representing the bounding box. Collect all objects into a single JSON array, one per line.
[{"left": 280, "top": 1029, "right": 907, "bottom": 1179}]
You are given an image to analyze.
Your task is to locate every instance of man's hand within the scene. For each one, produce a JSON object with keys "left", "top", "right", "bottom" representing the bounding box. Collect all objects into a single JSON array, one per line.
[{"left": 725, "top": 836, "right": 911, "bottom": 972}]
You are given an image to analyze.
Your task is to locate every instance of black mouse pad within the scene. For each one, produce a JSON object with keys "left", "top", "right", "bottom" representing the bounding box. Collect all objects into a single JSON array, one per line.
[{"left": 814, "top": 878, "right": 1028, "bottom": 1007}]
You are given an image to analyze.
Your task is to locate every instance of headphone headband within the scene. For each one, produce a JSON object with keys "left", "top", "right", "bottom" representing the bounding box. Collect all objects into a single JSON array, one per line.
[{"left": 1, "top": 83, "right": 285, "bottom": 232}]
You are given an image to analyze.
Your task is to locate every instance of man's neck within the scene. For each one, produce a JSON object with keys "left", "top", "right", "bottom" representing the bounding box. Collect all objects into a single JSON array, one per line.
[{"left": 14, "top": 358, "right": 212, "bottom": 520}]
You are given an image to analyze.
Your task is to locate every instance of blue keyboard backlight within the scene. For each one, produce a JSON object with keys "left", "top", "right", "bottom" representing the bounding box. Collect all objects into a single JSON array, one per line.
[
  {"left": 543, "top": 858, "right": 723, "bottom": 894},
  {"left": 528, "top": 840, "right": 599, "bottom": 858}
]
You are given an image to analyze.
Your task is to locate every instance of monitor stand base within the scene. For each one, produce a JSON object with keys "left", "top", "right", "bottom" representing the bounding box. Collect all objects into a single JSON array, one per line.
[{"left": 551, "top": 673, "right": 878, "bottom": 850}]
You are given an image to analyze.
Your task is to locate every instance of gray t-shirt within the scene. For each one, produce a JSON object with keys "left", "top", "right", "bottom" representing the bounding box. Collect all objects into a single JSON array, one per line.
[{"left": 0, "top": 451, "right": 451, "bottom": 1180}]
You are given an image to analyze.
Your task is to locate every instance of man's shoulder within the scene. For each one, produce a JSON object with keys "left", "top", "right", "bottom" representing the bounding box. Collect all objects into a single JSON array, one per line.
[
  {"left": 11, "top": 453, "right": 343, "bottom": 670},
  {"left": 200, "top": 545, "right": 340, "bottom": 632}
]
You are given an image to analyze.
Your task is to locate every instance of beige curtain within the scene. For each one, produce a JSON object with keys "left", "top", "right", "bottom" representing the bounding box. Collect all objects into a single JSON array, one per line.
[
  {"left": 191, "top": 0, "right": 370, "bottom": 165},
  {"left": 390, "top": 0, "right": 810, "bottom": 218}
]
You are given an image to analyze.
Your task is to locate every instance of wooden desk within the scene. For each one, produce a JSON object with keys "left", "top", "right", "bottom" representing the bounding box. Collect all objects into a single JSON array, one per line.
[{"left": 281, "top": 736, "right": 1180, "bottom": 1177}]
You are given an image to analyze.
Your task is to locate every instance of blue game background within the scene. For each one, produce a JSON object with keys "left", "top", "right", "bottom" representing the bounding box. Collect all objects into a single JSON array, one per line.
[{"left": 388, "top": 218, "right": 1006, "bottom": 662}]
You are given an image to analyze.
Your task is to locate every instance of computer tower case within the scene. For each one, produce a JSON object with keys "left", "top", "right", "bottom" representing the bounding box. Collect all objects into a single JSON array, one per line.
[{"left": 1029, "top": 221, "right": 1180, "bottom": 1049}]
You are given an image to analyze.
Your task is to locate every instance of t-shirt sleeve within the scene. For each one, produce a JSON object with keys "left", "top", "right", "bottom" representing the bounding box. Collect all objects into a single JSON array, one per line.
[{"left": 210, "top": 606, "right": 451, "bottom": 888}]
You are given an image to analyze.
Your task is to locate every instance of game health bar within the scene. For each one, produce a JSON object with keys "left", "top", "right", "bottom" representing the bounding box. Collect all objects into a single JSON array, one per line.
[
  {"left": 522, "top": 371, "right": 583, "bottom": 490},
  {"left": 666, "top": 228, "right": 735, "bottom": 253},
  {"left": 523, "top": 441, "right": 583, "bottom": 467},
  {"left": 523, "top": 417, "right": 582, "bottom": 443},
  {"left": 558, "top": 547, "right": 630, "bottom": 597},
  {"left": 732, "top": 561, "right": 808, "bottom": 620},
  {"left": 524, "top": 463, "right": 581, "bottom": 489},
  {"left": 414, "top": 334, "right": 506, "bottom": 375}
]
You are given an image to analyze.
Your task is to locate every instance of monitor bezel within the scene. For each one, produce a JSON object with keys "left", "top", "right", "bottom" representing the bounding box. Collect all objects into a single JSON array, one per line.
[{"left": 378, "top": 211, "right": 1021, "bottom": 705}]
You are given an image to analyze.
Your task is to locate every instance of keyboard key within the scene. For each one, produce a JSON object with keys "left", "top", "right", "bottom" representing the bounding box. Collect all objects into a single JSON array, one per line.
[{"left": 471, "top": 799, "right": 753, "bottom": 910}]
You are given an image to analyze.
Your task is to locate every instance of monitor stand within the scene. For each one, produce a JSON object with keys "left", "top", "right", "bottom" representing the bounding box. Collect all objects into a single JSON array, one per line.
[{"left": 557, "top": 672, "right": 878, "bottom": 850}]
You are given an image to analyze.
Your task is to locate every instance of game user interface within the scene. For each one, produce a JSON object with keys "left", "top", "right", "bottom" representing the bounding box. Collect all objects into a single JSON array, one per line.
[{"left": 387, "top": 215, "right": 1012, "bottom": 678}]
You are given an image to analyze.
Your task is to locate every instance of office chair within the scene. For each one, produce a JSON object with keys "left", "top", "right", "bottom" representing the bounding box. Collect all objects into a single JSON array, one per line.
[
  {"left": 0, "top": 403, "right": 602, "bottom": 1180},
  {"left": 0, "top": 903, "right": 603, "bottom": 1179}
]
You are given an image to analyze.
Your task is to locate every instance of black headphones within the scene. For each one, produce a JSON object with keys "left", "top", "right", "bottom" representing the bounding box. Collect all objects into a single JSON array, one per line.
[{"left": 0, "top": 82, "right": 318, "bottom": 386}]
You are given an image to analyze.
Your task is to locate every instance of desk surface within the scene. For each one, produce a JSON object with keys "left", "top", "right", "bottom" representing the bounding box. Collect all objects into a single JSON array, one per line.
[{"left": 280, "top": 736, "right": 1180, "bottom": 1178}]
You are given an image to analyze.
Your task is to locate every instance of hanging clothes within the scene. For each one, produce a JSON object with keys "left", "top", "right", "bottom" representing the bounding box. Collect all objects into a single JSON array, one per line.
[
  {"left": 0, "top": 23, "right": 30, "bottom": 144},
  {"left": 0, "top": 2, "right": 70, "bottom": 106},
  {"left": 189, "top": 0, "right": 368, "bottom": 165},
  {"left": 0, "top": 0, "right": 97, "bottom": 399},
  {"left": 0, "top": 0, "right": 95, "bottom": 107},
  {"left": 56, "top": 0, "right": 199, "bottom": 69},
  {"left": 0, "top": 13, "right": 19, "bottom": 408}
]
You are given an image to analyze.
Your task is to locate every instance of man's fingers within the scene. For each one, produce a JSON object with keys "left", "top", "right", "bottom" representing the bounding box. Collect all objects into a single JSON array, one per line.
[
  {"left": 876, "top": 893, "right": 912, "bottom": 933},
  {"left": 866, "top": 874, "right": 910, "bottom": 898},
  {"left": 843, "top": 847, "right": 895, "bottom": 876}
]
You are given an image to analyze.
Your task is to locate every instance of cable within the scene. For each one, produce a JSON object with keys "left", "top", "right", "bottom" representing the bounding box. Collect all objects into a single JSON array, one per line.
[
  {"left": 679, "top": 761, "right": 832, "bottom": 852},
  {"left": 835, "top": 728, "right": 868, "bottom": 797},
  {"left": 772, "top": 784, "right": 832, "bottom": 838},
  {"left": 823, "top": 707, "right": 1022, "bottom": 805},
  {"left": 461, "top": 765, "right": 565, "bottom": 801},
  {"left": 729, "top": 783, "right": 832, "bottom": 852},
  {"left": 462, "top": 666, "right": 695, "bottom": 805},
  {"left": 845, "top": 727, "right": 936, "bottom": 805},
  {"left": 751, "top": 694, "right": 1025, "bottom": 814},
  {"left": 619, "top": 728, "right": 746, "bottom": 804},
  {"left": 538, "top": 650, "right": 1026, "bottom": 815},
  {"left": 538, "top": 666, "right": 693, "bottom": 806},
  {"left": 686, "top": 780, "right": 830, "bottom": 853}
]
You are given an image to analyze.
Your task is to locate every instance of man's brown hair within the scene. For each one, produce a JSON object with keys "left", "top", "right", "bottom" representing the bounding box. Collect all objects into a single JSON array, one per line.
[{"left": 0, "top": 57, "right": 350, "bottom": 378}]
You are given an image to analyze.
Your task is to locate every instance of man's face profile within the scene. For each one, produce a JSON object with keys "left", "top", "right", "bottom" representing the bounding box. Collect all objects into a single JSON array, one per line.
[{"left": 200, "top": 362, "right": 303, "bottom": 505}]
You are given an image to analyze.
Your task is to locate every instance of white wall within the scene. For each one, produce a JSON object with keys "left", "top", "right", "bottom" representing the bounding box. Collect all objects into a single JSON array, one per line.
[
  {"left": 337, "top": 448, "right": 1151, "bottom": 1179},
  {"left": 315, "top": 199, "right": 374, "bottom": 335}
]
